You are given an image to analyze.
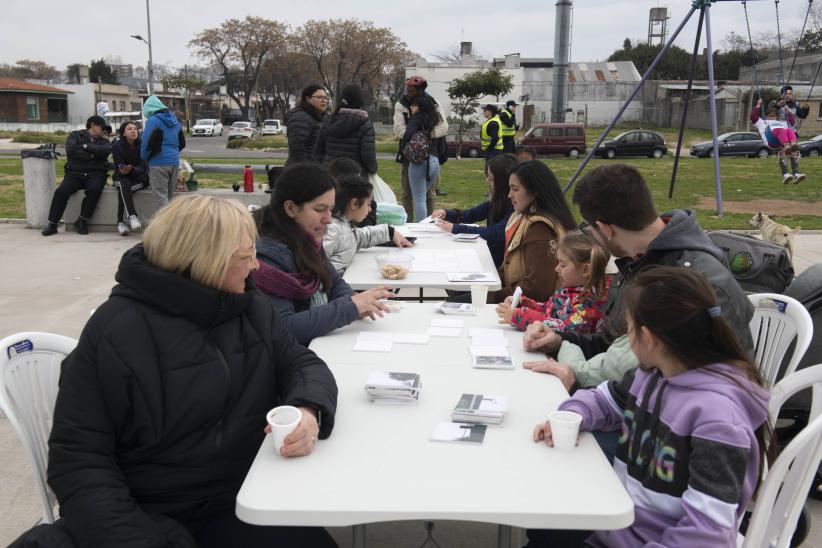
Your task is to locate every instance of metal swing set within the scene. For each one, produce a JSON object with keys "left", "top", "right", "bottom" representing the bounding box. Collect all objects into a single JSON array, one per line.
[{"left": 563, "top": 0, "right": 817, "bottom": 217}]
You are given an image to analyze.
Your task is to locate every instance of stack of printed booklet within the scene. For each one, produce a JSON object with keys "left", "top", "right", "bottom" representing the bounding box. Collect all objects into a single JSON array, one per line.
[
  {"left": 364, "top": 371, "right": 421, "bottom": 403},
  {"left": 430, "top": 393, "right": 510, "bottom": 444},
  {"left": 451, "top": 393, "right": 509, "bottom": 425}
]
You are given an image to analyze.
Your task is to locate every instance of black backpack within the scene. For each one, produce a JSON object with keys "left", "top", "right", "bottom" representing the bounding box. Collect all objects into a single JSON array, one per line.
[{"left": 707, "top": 231, "right": 794, "bottom": 293}]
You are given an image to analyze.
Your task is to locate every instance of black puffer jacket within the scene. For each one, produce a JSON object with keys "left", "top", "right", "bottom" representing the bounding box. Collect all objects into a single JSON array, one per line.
[
  {"left": 64, "top": 129, "right": 111, "bottom": 175},
  {"left": 285, "top": 104, "right": 323, "bottom": 165},
  {"left": 314, "top": 108, "right": 377, "bottom": 175},
  {"left": 46, "top": 245, "right": 337, "bottom": 547},
  {"left": 110, "top": 137, "right": 148, "bottom": 184}
]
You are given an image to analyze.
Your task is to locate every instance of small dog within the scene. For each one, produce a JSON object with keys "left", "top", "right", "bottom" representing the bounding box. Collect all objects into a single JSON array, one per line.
[{"left": 749, "top": 212, "right": 800, "bottom": 263}]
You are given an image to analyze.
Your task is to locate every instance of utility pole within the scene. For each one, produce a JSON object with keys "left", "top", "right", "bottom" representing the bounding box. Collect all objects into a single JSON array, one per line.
[
  {"left": 145, "top": 0, "right": 154, "bottom": 94},
  {"left": 552, "top": 0, "right": 573, "bottom": 123},
  {"left": 184, "top": 64, "right": 192, "bottom": 133}
]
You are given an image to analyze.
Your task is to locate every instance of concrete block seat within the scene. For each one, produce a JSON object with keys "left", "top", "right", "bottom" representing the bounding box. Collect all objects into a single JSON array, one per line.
[{"left": 62, "top": 187, "right": 272, "bottom": 232}]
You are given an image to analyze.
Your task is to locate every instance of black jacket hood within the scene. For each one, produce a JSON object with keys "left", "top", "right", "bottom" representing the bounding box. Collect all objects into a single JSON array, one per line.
[
  {"left": 111, "top": 244, "right": 254, "bottom": 328},
  {"left": 323, "top": 109, "right": 369, "bottom": 138}
]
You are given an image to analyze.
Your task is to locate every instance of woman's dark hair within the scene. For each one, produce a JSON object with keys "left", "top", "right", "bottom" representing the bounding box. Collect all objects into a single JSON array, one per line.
[
  {"left": 623, "top": 265, "right": 776, "bottom": 484},
  {"left": 410, "top": 95, "right": 440, "bottom": 131},
  {"left": 117, "top": 120, "right": 137, "bottom": 139},
  {"left": 254, "top": 163, "right": 337, "bottom": 293},
  {"left": 508, "top": 161, "right": 576, "bottom": 231},
  {"left": 486, "top": 154, "right": 518, "bottom": 222},
  {"left": 299, "top": 84, "right": 326, "bottom": 119},
  {"left": 328, "top": 157, "right": 362, "bottom": 179},
  {"left": 333, "top": 173, "right": 373, "bottom": 218}
]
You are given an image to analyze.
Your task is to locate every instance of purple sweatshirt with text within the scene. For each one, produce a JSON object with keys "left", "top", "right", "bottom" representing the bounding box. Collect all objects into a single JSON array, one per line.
[{"left": 560, "top": 363, "right": 769, "bottom": 547}]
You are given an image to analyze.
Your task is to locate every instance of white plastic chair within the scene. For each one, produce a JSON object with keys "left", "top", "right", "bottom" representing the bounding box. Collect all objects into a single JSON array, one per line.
[
  {"left": 741, "top": 363, "right": 822, "bottom": 548},
  {"left": 748, "top": 293, "right": 813, "bottom": 386},
  {"left": 0, "top": 331, "right": 77, "bottom": 524}
]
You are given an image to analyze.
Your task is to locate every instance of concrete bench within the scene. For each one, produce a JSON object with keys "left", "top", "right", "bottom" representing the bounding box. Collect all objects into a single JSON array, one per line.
[{"left": 63, "top": 186, "right": 272, "bottom": 232}]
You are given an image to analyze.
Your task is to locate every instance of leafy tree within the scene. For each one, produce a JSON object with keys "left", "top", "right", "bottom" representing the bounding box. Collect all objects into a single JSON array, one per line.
[
  {"left": 162, "top": 71, "right": 207, "bottom": 94},
  {"left": 89, "top": 58, "right": 119, "bottom": 84},
  {"left": 608, "top": 40, "right": 691, "bottom": 80},
  {"left": 189, "top": 16, "right": 287, "bottom": 119},
  {"left": 446, "top": 67, "right": 513, "bottom": 157},
  {"left": 65, "top": 64, "right": 83, "bottom": 84}
]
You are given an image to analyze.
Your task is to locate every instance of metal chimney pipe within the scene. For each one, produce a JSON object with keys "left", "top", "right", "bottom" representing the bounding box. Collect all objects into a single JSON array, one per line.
[{"left": 552, "top": 0, "right": 573, "bottom": 122}]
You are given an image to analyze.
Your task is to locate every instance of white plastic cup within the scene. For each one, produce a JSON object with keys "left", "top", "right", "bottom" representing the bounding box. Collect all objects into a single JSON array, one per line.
[
  {"left": 470, "top": 285, "right": 489, "bottom": 308},
  {"left": 548, "top": 410, "right": 582, "bottom": 451},
  {"left": 266, "top": 405, "right": 302, "bottom": 454}
]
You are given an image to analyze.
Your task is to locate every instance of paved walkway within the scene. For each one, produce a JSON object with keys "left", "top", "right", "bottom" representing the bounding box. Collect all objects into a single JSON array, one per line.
[{"left": 1, "top": 222, "right": 821, "bottom": 546}]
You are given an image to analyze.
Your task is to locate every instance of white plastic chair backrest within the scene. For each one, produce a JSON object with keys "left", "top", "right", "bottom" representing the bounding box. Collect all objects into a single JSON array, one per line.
[
  {"left": 742, "top": 363, "right": 822, "bottom": 548},
  {"left": 748, "top": 293, "right": 813, "bottom": 386},
  {"left": 0, "top": 332, "right": 77, "bottom": 524}
]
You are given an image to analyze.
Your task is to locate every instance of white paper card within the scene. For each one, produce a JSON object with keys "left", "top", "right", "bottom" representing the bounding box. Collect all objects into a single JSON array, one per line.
[
  {"left": 430, "top": 318, "right": 464, "bottom": 328},
  {"left": 394, "top": 332, "right": 430, "bottom": 345},
  {"left": 427, "top": 327, "right": 462, "bottom": 338},
  {"left": 354, "top": 339, "right": 394, "bottom": 352},
  {"left": 468, "top": 328, "right": 508, "bottom": 346},
  {"left": 469, "top": 345, "right": 510, "bottom": 357}
]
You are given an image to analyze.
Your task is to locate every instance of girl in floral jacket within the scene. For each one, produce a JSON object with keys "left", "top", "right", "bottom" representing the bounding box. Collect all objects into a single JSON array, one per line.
[{"left": 496, "top": 230, "right": 611, "bottom": 333}]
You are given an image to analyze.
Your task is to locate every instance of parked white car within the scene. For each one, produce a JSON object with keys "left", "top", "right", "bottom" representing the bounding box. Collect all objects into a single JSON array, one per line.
[
  {"left": 260, "top": 119, "right": 284, "bottom": 136},
  {"left": 228, "top": 121, "right": 257, "bottom": 140},
  {"left": 191, "top": 119, "right": 223, "bottom": 137}
]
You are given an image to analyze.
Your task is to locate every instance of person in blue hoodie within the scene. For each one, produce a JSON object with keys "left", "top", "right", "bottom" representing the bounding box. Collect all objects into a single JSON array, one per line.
[{"left": 140, "top": 95, "right": 185, "bottom": 206}]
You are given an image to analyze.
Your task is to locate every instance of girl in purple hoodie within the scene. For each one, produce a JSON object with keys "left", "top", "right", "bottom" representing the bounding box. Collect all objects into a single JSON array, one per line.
[{"left": 528, "top": 265, "right": 773, "bottom": 547}]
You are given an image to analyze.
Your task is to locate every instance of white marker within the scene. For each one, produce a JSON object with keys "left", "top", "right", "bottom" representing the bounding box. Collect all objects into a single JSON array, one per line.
[{"left": 510, "top": 286, "right": 523, "bottom": 309}]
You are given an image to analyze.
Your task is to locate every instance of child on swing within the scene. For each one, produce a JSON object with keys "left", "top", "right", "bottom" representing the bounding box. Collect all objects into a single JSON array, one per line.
[{"left": 751, "top": 98, "right": 806, "bottom": 184}]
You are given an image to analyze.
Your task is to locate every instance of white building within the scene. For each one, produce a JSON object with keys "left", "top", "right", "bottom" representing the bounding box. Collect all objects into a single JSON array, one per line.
[{"left": 406, "top": 44, "right": 642, "bottom": 127}]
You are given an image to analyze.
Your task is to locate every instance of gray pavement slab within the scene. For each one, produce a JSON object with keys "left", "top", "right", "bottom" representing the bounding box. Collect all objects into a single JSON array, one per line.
[{"left": 1, "top": 222, "right": 821, "bottom": 546}]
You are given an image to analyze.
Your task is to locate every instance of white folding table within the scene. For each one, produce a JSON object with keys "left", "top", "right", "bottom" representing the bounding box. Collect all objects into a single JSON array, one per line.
[
  {"left": 342, "top": 224, "right": 502, "bottom": 301},
  {"left": 236, "top": 304, "right": 633, "bottom": 548}
]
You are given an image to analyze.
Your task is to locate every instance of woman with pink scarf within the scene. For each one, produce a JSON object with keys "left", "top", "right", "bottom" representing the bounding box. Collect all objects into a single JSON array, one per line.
[{"left": 252, "top": 163, "right": 393, "bottom": 345}]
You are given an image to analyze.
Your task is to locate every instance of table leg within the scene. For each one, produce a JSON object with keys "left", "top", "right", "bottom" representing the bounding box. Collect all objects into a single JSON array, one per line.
[
  {"left": 497, "top": 525, "right": 512, "bottom": 548},
  {"left": 419, "top": 287, "right": 424, "bottom": 303},
  {"left": 352, "top": 524, "right": 367, "bottom": 548}
]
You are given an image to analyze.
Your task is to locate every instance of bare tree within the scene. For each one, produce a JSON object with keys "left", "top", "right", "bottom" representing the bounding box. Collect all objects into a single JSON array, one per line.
[
  {"left": 294, "top": 18, "right": 413, "bottom": 103},
  {"left": 189, "top": 16, "right": 287, "bottom": 119},
  {"left": 0, "top": 59, "right": 60, "bottom": 81},
  {"left": 257, "top": 35, "right": 318, "bottom": 119}
]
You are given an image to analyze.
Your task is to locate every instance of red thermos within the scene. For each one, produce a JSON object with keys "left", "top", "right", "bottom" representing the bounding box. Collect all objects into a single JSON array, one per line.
[{"left": 243, "top": 165, "right": 254, "bottom": 192}]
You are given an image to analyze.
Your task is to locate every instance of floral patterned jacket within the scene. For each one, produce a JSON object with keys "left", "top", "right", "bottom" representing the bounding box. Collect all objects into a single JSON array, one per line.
[{"left": 510, "top": 276, "right": 612, "bottom": 333}]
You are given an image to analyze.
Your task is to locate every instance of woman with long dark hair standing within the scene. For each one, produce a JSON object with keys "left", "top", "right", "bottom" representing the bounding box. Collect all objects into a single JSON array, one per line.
[
  {"left": 253, "top": 163, "right": 393, "bottom": 344},
  {"left": 314, "top": 84, "right": 377, "bottom": 176},
  {"left": 285, "top": 84, "right": 328, "bottom": 165},
  {"left": 490, "top": 160, "right": 576, "bottom": 303},
  {"left": 400, "top": 95, "right": 442, "bottom": 222}
]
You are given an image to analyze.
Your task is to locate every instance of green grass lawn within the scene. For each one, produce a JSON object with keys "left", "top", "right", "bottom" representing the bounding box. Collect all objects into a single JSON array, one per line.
[
  {"left": 228, "top": 134, "right": 399, "bottom": 153},
  {"left": 2, "top": 155, "right": 819, "bottom": 229}
]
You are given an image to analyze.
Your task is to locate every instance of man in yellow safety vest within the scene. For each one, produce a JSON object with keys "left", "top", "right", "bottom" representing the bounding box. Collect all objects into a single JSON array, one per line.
[
  {"left": 481, "top": 104, "right": 504, "bottom": 162},
  {"left": 498, "top": 100, "right": 518, "bottom": 153}
]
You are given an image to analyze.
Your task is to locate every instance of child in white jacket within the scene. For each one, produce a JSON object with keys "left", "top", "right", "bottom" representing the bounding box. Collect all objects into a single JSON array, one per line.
[{"left": 323, "top": 173, "right": 413, "bottom": 274}]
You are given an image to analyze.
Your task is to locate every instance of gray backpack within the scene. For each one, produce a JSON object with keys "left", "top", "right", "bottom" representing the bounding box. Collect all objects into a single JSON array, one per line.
[{"left": 707, "top": 231, "right": 794, "bottom": 294}]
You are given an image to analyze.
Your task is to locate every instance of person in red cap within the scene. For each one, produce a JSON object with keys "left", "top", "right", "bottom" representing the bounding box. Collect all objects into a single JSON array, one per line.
[{"left": 393, "top": 75, "right": 449, "bottom": 220}]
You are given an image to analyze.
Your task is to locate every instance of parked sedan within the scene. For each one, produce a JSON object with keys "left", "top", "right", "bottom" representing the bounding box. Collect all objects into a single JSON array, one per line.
[
  {"left": 445, "top": 132, "right": 484, "bottom": 158},
  {"left": 260, "top": 119, "right": 285, "bottom": 136},
  {"left": 227, "top": 121, "right": 256, "bottom": 140},
  {"left": 593, "top": 130, "right": 668, "bottom": 159},
  {"left": 797, "top": 134, "right": 822, "bottom": 157},
  {"left": 690, "top": 132, "right": 775, "bottom": 158},
  {"left": 191, "top": 119, "right": 223, "bottom": 137}
]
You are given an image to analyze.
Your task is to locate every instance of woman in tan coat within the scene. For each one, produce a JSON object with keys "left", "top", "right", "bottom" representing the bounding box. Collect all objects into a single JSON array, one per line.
[{"left": 490, "top": 161, "right": 576, "bottom": 303}]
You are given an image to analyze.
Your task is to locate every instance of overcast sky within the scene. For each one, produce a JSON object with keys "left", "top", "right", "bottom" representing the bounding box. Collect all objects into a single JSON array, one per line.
[{"left": 0, "top": 0, "right": 811, "bottom": 72}]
